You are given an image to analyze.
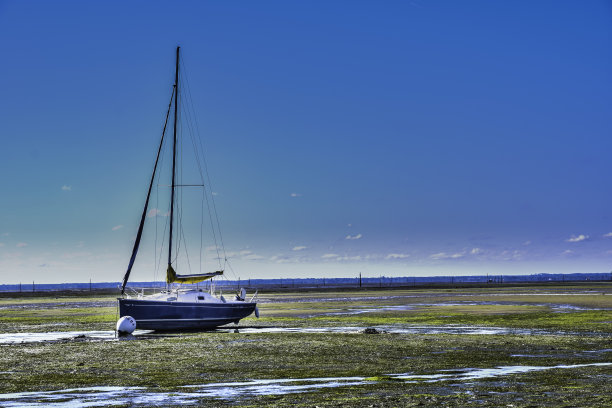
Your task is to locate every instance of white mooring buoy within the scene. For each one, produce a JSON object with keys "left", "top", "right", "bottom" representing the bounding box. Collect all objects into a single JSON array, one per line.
[{"left": 116, "top": 316, "right": 136, "bottom": 335}]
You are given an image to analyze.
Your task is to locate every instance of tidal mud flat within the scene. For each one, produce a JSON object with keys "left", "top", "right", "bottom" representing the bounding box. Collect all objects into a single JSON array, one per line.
[{"left": 0, "top": 283, "right": 610, "bottom": 407}]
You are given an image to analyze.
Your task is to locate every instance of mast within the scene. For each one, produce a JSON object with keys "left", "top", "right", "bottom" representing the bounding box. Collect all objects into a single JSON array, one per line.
[{"left": 168, "top": 46, "right": 180, "bottom": 270}]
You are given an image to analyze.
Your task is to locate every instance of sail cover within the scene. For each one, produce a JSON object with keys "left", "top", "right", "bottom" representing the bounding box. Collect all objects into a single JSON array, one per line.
[{"left": 166, "top": 265, "right": 223, "bottom": 284}]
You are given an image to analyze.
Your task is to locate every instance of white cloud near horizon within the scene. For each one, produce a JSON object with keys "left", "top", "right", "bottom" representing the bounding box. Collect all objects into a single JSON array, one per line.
[
  {"left": 61, "top": 185, "right": 71, "bottom": 191},
  {"left": 336, "top": 255, "right": 362, "bottom": 261},
  {"left": 470, "top": 248, "right": 482, "bottom": 255},
  {"left": 430, "top": 252, "right": 464, "bottom": 260},
  {"left": 112, "top": 225, "right": 124, "bottom": 231},
  {"left": 385, "top": 253, "right": 409, "bottom": 260},
  {"left": 603, "top": 232, "right": 612, "bottom": 238},
  {"left": 566, "top": 234, "right": 588, "bottom": 243},
  {"left": 292, "top": 246, "right": 307, "bottom": 251},
  {"left": 321, "top": 253, "right": 338, "bottom": 259},
  {"left": 16, "top": 242, "right": 28, "bottom": 248},
  {"left": 290, "top": 193, "right": 301, "bottom": 197},
  {"left": 345, "top": 234, "right": 362, "bottom": 240},
  {"left": 243, "top": 253, "right": 265, "bottom": 261}
]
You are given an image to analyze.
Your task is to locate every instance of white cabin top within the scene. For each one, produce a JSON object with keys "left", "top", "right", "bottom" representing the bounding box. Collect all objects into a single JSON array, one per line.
[{"left": 128, "top": 288, "right": 247, "bottom": 304}]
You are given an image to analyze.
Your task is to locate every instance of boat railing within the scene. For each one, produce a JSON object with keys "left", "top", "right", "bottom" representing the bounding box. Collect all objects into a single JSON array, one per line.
[{"left": 121, "top": 286, "right": 167, "bottom": 297}]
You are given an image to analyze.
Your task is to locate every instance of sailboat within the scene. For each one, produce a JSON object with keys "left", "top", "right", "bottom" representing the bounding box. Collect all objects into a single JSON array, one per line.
[{"left": 118, "top": 47, "right": 257, "bottom": 330}]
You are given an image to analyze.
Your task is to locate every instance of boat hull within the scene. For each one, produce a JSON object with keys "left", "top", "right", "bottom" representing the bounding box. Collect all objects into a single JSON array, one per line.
[{"left": 118, "top": 298, "right": 256, "bottom": 331}]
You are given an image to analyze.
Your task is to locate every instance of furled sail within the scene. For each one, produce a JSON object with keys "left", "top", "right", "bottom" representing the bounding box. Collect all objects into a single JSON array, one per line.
[{"left": 166, "top": 265, "right": 223, "bottom": 284}]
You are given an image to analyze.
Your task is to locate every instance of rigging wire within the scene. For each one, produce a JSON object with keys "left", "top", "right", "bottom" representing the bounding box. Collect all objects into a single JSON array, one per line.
[
  {"left": 178, "top": 71, "right": 224, "bottom": 272},
  {"left": 179, "top": 56, "right": 234, "bottom": 279},
  {"left": 177, "top": 107, "right": 194, "bottom": 275}
]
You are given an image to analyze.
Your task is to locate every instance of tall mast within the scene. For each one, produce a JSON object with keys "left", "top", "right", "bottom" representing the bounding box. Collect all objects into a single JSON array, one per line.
[{"left": 168, "top": 46, "right": 180, "bottom": 269}]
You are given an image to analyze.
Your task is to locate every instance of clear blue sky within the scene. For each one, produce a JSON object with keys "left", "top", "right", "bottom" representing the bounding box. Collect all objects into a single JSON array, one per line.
[{"left": 0, "top": 1, "right": 611, "bottom": 283}]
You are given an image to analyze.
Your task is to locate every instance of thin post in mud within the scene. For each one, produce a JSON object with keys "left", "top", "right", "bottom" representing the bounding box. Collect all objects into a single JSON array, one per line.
[{"left": 32, "top": 281, "right": 35, "bottom": 292}]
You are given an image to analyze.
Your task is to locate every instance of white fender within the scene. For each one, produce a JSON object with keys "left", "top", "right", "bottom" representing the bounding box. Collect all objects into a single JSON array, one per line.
[{"left": 116, "top": 316, "right": 136, "bottom": 334}]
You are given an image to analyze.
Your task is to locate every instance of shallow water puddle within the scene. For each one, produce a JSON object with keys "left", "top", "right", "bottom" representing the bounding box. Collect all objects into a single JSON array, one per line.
[
  {"left": 0, "top": 330, "right": 153, "bottom": 344},
  {"left": 183, "top": 376, "right": 367, "bottom": 398},
  {"left": 390, "top": 362, "right": 612, "bottom": 382},
  {"left": 0, "top": 363, "right": 609, "bottom": 406},
  {"left": 0, "top": 378, "right": 367, "bottom": 407},
  {"left": 0, "top": 301, "right": 115, "bottom": 310},
  {"left": 0, "top": 386, "right": 201, "bottom": 407},
  {"left": 0, "top": 324, "right": 580, "bottom": 344}
]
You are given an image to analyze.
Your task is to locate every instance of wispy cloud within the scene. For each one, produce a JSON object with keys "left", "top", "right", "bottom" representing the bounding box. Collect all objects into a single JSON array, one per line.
[
  {"left": 112, "top": 225, "right": 124, "bottom": 231},
  {"left": 292, "top": 246, "right": 307, "bottom": 251},
  {"left": 61, "top": 185, "right": 71, "bottom": 191},
  {"left": 566, "top": 234, "right": 589, "bottom": 243},
  {"left": 470, "top": 248, "right": 482, "bottom": 255},
  {"left": 603, "top": 232, "right": 612, "bottom": 238},
  {"left": 16, "top": 242, "right": 28, "bottom": 248},
  {"left": 561, "top": 249, "right": 579, "bottom": 258},
  {"left": 146, "top": 208, "right": 168, "bottom": 218},
  {"left": 385, "top": 253, "right": 409, "bottom": 260},
  {"left": 523, "top": 240, "right": 532, "bottom": 246},
  {"left": 270, "top": 255, "right": 299, "bottom": 264},
  {"left": 243, "top": 253, "right": 265, "bottom": 261},
  {"left": 430, "top": 252, "right": 464, "bottom": 260},
  {"left": 321, "top": 253, "right": 338, "bottom": 259},
  {"left": 290, "top": 193, "right": 301, "bottom": 198},
  {"left": 336, "top": 255, "right": 362, "bottom": 261},
  {"left": 147, "top": 208, "right": 161, "bottom": 217},
  {"left": 0, "top": 243, "right": 4, "bottom": 247},
  {"left": 345, "top": 234, "right": 362, "bottom": 240}
]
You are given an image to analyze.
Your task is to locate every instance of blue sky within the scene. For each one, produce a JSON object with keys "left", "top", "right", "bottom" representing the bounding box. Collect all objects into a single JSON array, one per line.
[{"left": 0, "top": 1, "right": 611, "bottom": 283}]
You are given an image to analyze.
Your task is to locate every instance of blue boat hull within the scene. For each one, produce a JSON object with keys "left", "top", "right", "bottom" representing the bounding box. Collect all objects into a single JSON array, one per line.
[{"left": 118, "top": 298, "right": 256, "bottom": 331}]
